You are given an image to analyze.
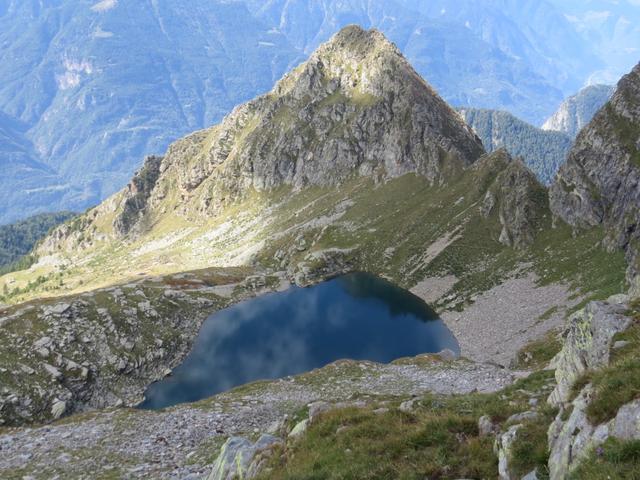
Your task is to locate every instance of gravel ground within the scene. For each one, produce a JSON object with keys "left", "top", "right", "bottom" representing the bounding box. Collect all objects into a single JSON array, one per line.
[
  {"left": 0, "top": 356, "right": 519, "bottom": 479},
  {"left": 437, "top": 273, "right": 579, "bottom": 366}
]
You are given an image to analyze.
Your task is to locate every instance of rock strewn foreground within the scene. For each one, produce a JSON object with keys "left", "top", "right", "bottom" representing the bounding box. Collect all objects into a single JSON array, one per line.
[
  {"left": 0, "top": 355, "right": 518, "bottom": 479},
  {"left": 0, "top": 268, "right": 281, "bottom": 427}
]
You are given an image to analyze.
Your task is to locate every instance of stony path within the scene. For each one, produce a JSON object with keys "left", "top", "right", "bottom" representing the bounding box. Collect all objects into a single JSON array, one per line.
[{"left": 0, "top": 356, "right": 519, "bottom": 479}]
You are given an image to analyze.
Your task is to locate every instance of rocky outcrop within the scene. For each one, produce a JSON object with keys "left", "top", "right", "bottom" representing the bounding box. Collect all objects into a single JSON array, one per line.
[
  {"left": 476, "top": 150, "right": 548, "bottom": 248},
  {"left": 548, "top": 298, "right": 632, "bottom": 405},
  {"left": 546, "top": 294, "right": 635, "bottom": 479},
  {"left": 547, "top": 384, "right": 640, "bottom": 480},
  {"left": 550, "top": 63, "right": 640, "bottom": 281},
  {"left": 543, "top": 84, "right": 615, "bottom": 139},
  {"left": 494, "top": 424, "right": 522, "bottom": 480},
  {"left": 547, "top": 384, "right": 600, "bottom": 480},
  {"left": 113, "top": 155, "right": 163, "bottom": 236},
  {"left": 0, "top": 269, "right": 274, "bottom": 426},
  {"left": 208, "top": 434, "right": 282, "bottom": 480}
]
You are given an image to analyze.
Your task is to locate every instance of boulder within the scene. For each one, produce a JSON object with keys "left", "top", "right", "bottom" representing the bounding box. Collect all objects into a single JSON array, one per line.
[
  {"left": 612, "top": 399, "right": 640, "bottom": 440},
  {"left": 399, "top": 399, "right": 418, "bottom": 413},
  {"left": 51, "top": 400, "right": 67, "bottom": 419},
  {"left": 208, "top": 434, "right": 282, "bottom": 480},
  {"left": 494, "top": 424, "right": 521, "bottom": 480},
  {"left": 43, "top": 363, "right": 63, "bottom": 381},
  {"left": 548, "top": 301, "right": 631, "bottom": 405},
  {"left": 506, "top": 411, "right": 539, "bottom": 424},
  {"left": 45, "top": 303, "right": 71, "bottom": 316},
  {"left": 288, "top": 419, "right": 309, "bottom": 440},
  {"left": 478, "top": 415, "right": 496, "bottom": 437}
]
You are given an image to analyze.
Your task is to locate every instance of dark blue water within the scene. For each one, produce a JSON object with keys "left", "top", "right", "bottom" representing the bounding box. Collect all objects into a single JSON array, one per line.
[{"left": 139, "top": 273, "right": 458, "bottom": 410}]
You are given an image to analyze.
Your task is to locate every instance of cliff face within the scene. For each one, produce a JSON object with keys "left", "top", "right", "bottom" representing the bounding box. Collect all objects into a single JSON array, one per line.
[
  {"left": 550, "top": 63, "right": 640, "bottom": 280},
  {"left": 109, "top": 25, "right": 484, "bottom": 236},
  {"left": 476, "top": 150, "right": 548, "bottom": 249},
  {"left": 542, "top": 84, "right": 615, "bottom": 139}
]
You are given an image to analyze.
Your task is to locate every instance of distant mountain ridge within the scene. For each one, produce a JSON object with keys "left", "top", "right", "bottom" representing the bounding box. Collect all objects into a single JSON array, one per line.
[
  {"left": 460, "top": 108, "right": 572, "bottom": 185},
  {"left": 0, "top": 111, "right": 88, "bottom": 224},
  {"left": 0, "top": 0, "right": 631, "bottom": 224},
  {"left": 542, "top": 84, "right": 615, "bottom": 138}
]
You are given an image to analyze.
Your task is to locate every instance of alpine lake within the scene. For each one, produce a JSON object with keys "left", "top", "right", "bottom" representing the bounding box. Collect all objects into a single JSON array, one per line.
[{"left": 139, "top": 273, "right": 459, "bottom": 409}]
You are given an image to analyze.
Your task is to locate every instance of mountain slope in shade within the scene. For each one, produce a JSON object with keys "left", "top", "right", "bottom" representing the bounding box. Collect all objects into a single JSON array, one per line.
[
  {"left": 460, "top": 108, "right": 572, "bottom": 185},
  {"left": 0, "top": 211, "right": 75, "bottom": 271},
  {"left": 550, "top": 63, "right": 640, "bottom": 282},
  {"left": 542, "top": 84, "right": 615, "bottom": 138}
]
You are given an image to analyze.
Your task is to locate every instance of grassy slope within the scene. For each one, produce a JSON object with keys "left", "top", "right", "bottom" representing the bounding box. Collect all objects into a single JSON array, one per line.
[
  {"left": 0, "top": 155, "right": 630, "bottom": 476},
  {"left": 562, "top": 301, "right": 640, "bottom": 479},
  {"left": 259, "top": 371, "right": 557, "bottom": 480},
  {"left": 1, "top": 155, "right": 624, "bottom": 309},
  {"left": 257, "top": 302, "right": 640, "bottom": 480}
]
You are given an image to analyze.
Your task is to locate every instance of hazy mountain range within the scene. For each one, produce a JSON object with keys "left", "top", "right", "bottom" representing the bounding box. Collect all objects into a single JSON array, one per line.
[{"left": 0, "top": 0, "right": 638, "bottom": 224}]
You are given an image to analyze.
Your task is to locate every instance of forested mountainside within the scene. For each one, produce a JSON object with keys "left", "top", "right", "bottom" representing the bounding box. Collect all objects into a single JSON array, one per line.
[
  {"left": 460, "top": 108, "right": 572, "bottom": 185},
  {"left": 0, "top": 212, "right": 75, "bottom": 273}
]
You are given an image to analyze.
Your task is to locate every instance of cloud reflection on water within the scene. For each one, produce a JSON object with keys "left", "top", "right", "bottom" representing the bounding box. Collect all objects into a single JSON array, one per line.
[{"left": 139, "top": 273, "right": 459, "bottom": 410}]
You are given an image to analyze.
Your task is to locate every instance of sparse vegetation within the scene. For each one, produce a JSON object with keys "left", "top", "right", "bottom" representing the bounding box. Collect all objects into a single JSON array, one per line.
[
  {"left": 569, "top": 438, "right": 640, "bottom": 480},
  {"left": 259, "top": 371, "right": 556, "bottom": 479},
  {"left": 509, "top": 405, "right": 557, "bottom": 479},
  {"left": 513, "top": 329, "right": 562, "bottom": 370},
  {"left": 582, "top": 316, "right": 640, "bottom": 424}
]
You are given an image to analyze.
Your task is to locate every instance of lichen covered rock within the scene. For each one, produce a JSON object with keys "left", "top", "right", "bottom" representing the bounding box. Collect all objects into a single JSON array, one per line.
[
  {"left": 547, "top": 385, "right": 604, "bottom": 480},
  {"left": 494, "top": 424, "right": 522, "bottom": 480},
  {"left": 208, "top": 434, "right": 282, "bottom": 480},
  {"left": 548, "top": 300, "right": 631, "bottom": 405}
]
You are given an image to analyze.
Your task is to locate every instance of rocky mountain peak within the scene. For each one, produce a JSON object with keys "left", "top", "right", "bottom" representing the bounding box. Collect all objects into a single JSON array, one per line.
[
  {"left": 542, "top": 84, "right": 615, "bottom": 139},
  {"left": 274, "top": 25, "right": 408, "bottom": 98},
  {"left": 96, "top": 25, "right": 484, "bottom": 237},
  {"left": 550, "top": 61, "right": 640, "bottom": 281}
]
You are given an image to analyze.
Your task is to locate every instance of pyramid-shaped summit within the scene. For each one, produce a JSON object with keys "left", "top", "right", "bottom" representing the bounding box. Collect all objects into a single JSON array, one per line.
[{"left": 107, "top": 25, "right": 484, "bottom": 235}]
